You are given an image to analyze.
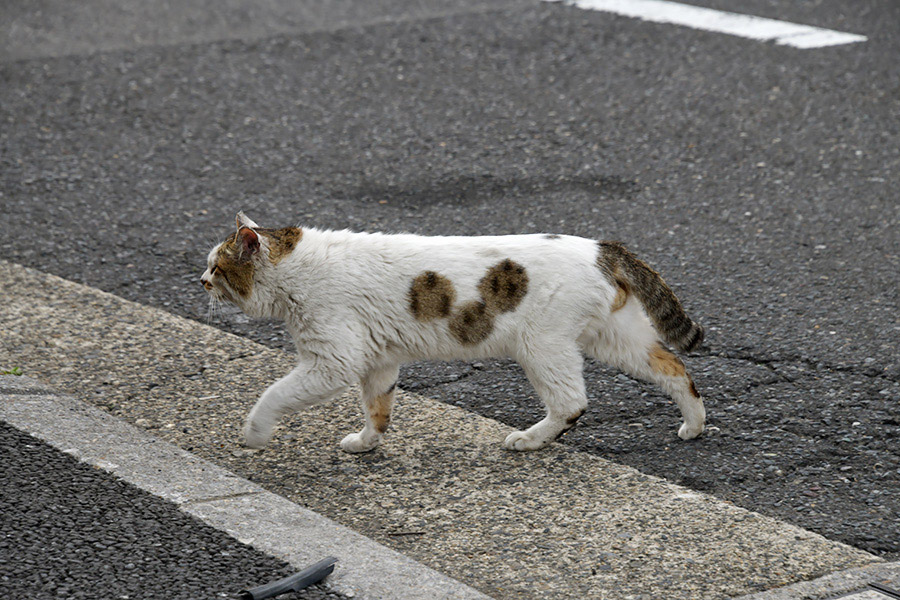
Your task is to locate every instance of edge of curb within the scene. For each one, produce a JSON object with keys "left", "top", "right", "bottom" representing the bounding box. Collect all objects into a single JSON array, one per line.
[
  {"left": 735, "top": 561, "right": 900, "bottom": 600},
  {"left": 0, "top": 375, "right": 492, "bottom": 600}
]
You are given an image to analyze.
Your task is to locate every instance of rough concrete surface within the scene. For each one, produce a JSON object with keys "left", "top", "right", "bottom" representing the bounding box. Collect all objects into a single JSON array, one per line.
[{"left": 0, "top": 260, "right": 880, "bottom": 599}]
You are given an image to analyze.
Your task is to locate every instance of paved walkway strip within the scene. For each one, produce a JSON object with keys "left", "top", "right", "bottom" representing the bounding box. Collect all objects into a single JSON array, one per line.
[
  {"left": 0, "top": 260, "right": 880, "bottom": 599},
  {"left": 557, "top": 0, "right": 867, "bottom": 48}
]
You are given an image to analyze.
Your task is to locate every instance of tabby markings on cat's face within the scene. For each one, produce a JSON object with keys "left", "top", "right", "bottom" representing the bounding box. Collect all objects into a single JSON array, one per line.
[
  {"left": 257, "top": 227, "right": 303, "bottom": 265},
  {"left": 202, "top": 231, "right": 256, "bottom": 301},
  {"left": 201, "top": 223, "right": 302, "bottom": 302},
  {"left": 408, "top": 259, "right": 529, "bottom": 345}
]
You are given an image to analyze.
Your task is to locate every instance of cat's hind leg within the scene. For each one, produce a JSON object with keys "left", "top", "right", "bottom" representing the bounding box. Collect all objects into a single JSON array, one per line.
[
  {"left": 340, "top": 363, "right": 399, "bottom": 453},
  {"left": 505, "top": 345, "right": 588, "bottom": 451},
  {"left": 581, "top": 300, "right": 705, "bottom": 440},
  {"left": 243, "top": 361, "right": 352, "bottom": 449}
]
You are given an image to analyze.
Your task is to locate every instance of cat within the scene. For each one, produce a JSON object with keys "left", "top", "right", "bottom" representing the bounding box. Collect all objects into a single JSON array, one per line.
[{"left": 201, "top": 212, "right": 706, "bottom": 453}]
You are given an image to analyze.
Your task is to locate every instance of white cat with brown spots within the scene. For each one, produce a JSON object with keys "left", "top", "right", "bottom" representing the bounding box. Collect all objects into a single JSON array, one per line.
[{"left": 201, "top": 213, "right": 706, "bottom": 453}]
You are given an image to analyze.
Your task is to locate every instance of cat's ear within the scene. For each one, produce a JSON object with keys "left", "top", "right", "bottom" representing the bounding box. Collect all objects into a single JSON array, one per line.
[
  {"left": 238, "top": 227, "right": 260, "bottom": 258},
  {"left": 236, "top": 211, "right": 260, "bottom": 230}
]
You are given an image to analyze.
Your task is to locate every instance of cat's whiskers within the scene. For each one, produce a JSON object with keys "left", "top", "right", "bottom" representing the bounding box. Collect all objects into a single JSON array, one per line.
[{"left": 206, "top": 294, "right": 222, "bottom": 324}]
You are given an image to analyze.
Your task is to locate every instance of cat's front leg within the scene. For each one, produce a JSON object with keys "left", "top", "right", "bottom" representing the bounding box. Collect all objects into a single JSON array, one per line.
[
  {"left": 243, "top": 362, "right": 351, "bottom": 449},
  {"left": 340, "top": 363, "right": 399, "bottom": 453}
]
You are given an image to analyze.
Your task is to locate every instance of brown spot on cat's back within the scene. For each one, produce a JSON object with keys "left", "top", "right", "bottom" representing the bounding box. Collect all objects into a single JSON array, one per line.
[
  {"left": 409, "top": 271, "right": 457, "bottom": 321},
  {"left": 543, "top": 234, "right": 561, "bottom": 240},
  {"left": 648, "top": 344, "right": 686, "bottom": 377},
  {"left": 478, "top": 259, "right": 529, "bottom": 313},
  {"left": 258, "top": 227, "right": 303, "bottom": 264},
  {"left": 449, "top": 301, "right": 494, "bottom": 345}
]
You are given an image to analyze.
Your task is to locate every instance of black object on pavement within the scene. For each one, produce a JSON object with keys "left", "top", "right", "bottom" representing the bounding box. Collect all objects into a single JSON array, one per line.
[
  {"left": 239, "top": 557, "right": 338, "bottom": 600},
  {"left": 869, "top": 582, "right": 900, "bottom": 599}
]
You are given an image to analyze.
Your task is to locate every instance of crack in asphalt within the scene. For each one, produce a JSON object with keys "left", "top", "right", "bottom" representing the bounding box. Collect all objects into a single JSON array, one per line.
[
  {"left": 400, "top": 368, "right": 483, "bottom": 393},
  {"left": 705, "top": 348, "right": 900, "bottom": 386}
]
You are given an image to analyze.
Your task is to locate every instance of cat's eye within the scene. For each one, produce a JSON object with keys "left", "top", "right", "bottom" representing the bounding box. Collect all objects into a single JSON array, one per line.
[{"left": 210, "top": 265, "right": 220, "bottom": 275}]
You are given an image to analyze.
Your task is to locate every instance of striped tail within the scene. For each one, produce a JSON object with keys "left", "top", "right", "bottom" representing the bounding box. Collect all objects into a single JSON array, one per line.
[{"left": 597, "top": 241, "right": 704, "bottom": 353}]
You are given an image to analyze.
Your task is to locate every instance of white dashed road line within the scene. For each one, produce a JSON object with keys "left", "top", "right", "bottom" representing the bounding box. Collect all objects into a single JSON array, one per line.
[{"left": 556, "top": 0, "right": 867, "bottom": 48}]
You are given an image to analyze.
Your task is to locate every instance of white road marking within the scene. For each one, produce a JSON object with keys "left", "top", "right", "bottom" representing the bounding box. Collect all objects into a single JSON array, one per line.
[{"left": 557, "top": 0, "right": 867, "bottom": 48}]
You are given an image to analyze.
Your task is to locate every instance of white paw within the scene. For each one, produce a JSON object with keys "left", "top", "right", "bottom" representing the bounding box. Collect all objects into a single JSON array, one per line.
[
  {"left": 340, "top": 431, "right": 381, "bottom": 454},
  {"left": 678, "top": 421, "right": 705, "bottom": 440},
  {"left": 243, "top": 420, "right": 272, "bottom": 449},
  {"left": 503, "top": 430, "right": 550, "bottom": 452}
]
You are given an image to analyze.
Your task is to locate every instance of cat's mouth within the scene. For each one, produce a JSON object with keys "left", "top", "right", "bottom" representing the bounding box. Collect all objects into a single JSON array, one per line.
[
  {"left": 207, "top": 282, "right": 238, "bottom": 305},
  {"left": 219, "top": 287, "right": 238, "bottom": 304}
]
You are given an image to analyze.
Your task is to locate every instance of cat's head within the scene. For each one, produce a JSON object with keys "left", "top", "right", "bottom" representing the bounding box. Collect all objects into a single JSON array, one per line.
[{"left": 200, "top": 212, "right": 302, "bottom": 317}]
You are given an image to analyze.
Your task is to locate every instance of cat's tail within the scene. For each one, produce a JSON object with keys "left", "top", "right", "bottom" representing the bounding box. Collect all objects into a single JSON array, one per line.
[{"left": 597, "top": 241, "right": 704, "bottom": 352}]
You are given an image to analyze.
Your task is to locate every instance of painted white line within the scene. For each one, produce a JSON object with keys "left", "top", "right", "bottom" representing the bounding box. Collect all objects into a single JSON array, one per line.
[{"left": 557, "top": 0, "right": 867, "bottom": 48}]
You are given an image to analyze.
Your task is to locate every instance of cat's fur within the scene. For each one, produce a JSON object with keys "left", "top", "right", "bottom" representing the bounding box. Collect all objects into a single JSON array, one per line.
[{"left": 201, "top": 213, "right": 706, "bottom": 453}]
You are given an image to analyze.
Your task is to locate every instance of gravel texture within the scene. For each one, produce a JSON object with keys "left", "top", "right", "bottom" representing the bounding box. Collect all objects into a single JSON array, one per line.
[
  {"left": 1, "top": 0, "right": 898, "bottom": 567},
  {"left": 0, "top": 421, "right": 344, "bottom": 600}
]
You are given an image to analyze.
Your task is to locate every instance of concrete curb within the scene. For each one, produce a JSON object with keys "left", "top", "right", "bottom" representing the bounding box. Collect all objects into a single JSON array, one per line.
[
  {"left": 0, "top": 375, "right": 492, "bottom": 600},
  {"left": 735, "top": 561, "right": 900, "bottom": 600}
]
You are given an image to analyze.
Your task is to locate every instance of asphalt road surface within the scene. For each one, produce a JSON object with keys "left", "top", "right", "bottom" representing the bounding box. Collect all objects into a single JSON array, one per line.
[{"left": 2, "top": 0, "right": 898, "bottom": 565}]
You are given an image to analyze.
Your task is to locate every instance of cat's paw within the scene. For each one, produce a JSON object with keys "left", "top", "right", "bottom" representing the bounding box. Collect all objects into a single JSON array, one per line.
[
  {"left": 243, "top": 420, "right": 272, "bottom": 449},
  {"left": 678, "top": 421, "right": 704, "bottom": 440},
  {"left": 340, "top": 431, "right": 381, "bottom": 454},
  {"left": 503, "top": 430, "right": 550, "bottom": 452}
]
